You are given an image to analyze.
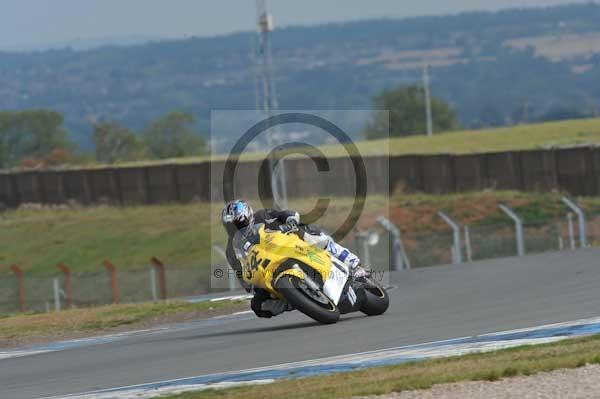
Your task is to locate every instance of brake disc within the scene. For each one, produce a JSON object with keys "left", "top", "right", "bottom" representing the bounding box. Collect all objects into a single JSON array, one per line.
[{"left": 297, "top": 279, "right": 330, "bottom": 305}]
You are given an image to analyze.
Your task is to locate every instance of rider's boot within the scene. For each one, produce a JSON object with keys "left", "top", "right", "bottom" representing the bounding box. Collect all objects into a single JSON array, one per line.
[
  {"left": 261, "top": 298, "right": 293, "bottom": 316},
  {"left": 303, "top": 230, "right": 370, "bottom": 278},
  {"left": 326, "top": 240, "right": 370, "bottom": 279}
]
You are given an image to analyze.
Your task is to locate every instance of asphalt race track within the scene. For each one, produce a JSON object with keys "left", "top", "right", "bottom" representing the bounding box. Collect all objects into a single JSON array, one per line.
[{"left": 3, "top": 249, "right": 600, "bottom": 399}]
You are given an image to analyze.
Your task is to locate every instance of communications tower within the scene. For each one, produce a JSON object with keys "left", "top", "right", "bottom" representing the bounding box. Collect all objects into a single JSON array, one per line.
[{"left": 255, "top": 0, "right": 287, "bottom": 207}]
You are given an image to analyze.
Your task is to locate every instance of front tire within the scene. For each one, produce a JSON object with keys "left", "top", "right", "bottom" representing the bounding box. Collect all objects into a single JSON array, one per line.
[
  {"left": 275, "top": 275, "right": 340, "bottom": 324},
  {"left": 360, "top": 280, "right": 389, "bottom": 316}
]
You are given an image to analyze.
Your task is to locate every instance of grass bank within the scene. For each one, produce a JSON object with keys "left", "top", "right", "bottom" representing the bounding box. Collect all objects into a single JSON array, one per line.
[
  {"left": 359, "top": 117, "right": 600, "bottom": 157},
  {"left": 0, "top": 299, "right": 247, "bottom": 348},
  {"left": 109, "top": 117, "right": 600, "bottom": 167},
  {"left": 164, "top": 333, "right": 600, "bottom": 399},
  {"left": 2, "top": 191, "right": 600, "bottom": 276},
  {"left": 0, "top": 203, "right": 216, "bottom": 275}
]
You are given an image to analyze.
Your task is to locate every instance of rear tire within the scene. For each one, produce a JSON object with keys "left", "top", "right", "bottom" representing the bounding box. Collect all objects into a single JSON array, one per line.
[
  {"left": 275, "top": 275, "right": 340, "bottom": 324},
  {"left": 360, "top": 280, "right": 389, "bottom": 316}
]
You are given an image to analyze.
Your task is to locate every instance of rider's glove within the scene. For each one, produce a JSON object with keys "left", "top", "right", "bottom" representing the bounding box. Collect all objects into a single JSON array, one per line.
[
  {"left": 286, "top": 214, "right": 299, "bottom": 226},
  {"left": 279, "top": 220, "right": 299, "bottom": 234}
]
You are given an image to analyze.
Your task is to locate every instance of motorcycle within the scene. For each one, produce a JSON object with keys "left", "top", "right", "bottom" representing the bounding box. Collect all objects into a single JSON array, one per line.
[{"left": 233, "top": 223, "right": 389, "bottom": 324}]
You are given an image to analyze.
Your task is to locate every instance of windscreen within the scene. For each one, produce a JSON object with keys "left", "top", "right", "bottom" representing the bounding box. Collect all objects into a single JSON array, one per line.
[{"left": 232, "top": 224, "right": 262, "bottom": 263}]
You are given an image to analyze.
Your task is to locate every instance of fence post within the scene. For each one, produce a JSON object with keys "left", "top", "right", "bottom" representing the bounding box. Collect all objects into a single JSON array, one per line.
[
  {"left": 556, "top": 222, "right": 564, "bottom": 251},
  {"left": 57, "top": 263, "right": 72, "bottom": 308},
  {"left": 150, "top": 257, "right": 168, "bottom": 300},
  {"left": 9, "top": 265, "right": 26, "bottom": 312},
  {"left": 103, "top": 260, "right": 120, "bottom": 304},
  {"left": 438, "top": 211, "right": 462, "bottom": 264},
  {"left": 562, "top": 197, "right": 587, "bottom": 248},
  {"left": 354, "top": 231, "right": 372, "bottom": 267},
  {"left": 377, "top": 216, "right": 410, "bottom": 270},
  {"left": 464, "top": 225, "right": 473, "bottom": 262},
  {"left": 53, "top": 278, "right": 61, "bottom": 312},
  {"left": 149, "top": 267, "right": 157, "bottom": 302},
  {"left": 567, "top": 213, "right": 576, "bottom": 251},
  {"left": 499, "top": 204, "right": 525, "bottom": 257},
  {"left": 228, "top": 262, "right": 236, "bottom": 292},
  {"left": 212, "top": 244, "right": 239, "bottom": 291}
]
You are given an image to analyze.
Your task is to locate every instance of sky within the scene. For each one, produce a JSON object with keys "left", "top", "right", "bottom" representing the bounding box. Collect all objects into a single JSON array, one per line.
[{"left": 0, "top": 0, "right": 595, "bottom": 49}]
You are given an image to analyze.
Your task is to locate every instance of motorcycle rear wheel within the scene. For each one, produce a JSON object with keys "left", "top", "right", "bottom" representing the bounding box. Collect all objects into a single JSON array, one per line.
[{"left": 275, "top": 275, "right": 340, "bottom": 324}]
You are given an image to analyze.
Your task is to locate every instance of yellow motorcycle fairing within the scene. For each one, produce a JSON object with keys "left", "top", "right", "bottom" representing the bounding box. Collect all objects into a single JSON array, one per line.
[{"left": 241, "top": 224, "right": 333, "bottom": 300}]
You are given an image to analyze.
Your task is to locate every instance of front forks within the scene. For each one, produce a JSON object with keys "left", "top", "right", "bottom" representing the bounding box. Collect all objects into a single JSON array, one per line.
[{"left": 293, "top": 264, "right": 321, "bottom": 292}]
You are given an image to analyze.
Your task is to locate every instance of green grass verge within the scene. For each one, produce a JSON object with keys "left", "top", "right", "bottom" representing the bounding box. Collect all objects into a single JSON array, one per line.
[
  {"left": 100, "top": 118, "right": 600, "bottom": 167},
  {"left": 359, "top": 117, "right": 600, "bottom": 157},
  {"left": 0, "top": 203, "right": 216, "bottom": 275},
  {"left": 164, "top": 334, "right": 600, "bottom": 399},
  {"left": 2, "top": 191, "right": 600, "bottom": 277},
  {"left": 60, "top": 118, "right": 600, "bottom": 169},
  {"left": 0, "top": 299, "right": 246, "bottom": 344}
]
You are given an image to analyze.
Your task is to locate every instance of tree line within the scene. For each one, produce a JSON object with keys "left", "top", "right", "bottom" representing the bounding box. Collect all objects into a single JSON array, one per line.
[
  {"left": 0, "top": 110, "right": 207, "bottom": 169},
  {"left": 0, "top": 85, "right": 458, "bottom": 169},
  {"left": 4, "top": 78, "right": 593, "bottom": 169}
]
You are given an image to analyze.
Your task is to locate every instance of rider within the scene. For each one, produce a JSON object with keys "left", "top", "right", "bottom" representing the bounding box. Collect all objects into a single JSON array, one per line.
[{"left": 221, "top": 199, "right": 368, "bottom": 318}]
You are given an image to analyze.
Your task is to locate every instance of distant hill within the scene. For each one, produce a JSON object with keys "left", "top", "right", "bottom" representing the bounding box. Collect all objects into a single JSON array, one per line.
[
  {"left": 1, "top": 3, "right": 600, "bottom": 149},
  {"left": 0, "top": 35, "right": 164, "bottom": 52}
]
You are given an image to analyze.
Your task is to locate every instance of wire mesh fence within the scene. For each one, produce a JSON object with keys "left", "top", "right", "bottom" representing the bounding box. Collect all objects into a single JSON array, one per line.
[
  {"left": 358, "top": 214, "right": 600, "bottom": 270},
  {"left": 345, "top": 233, "right": 392, "bottom": 273},
  {"left": 467, "top": 224, "right": 516, "bottom": 261},
  {"left": 587, "top": 215, "right": 600, "bottom": 247},
  {"left": 2, "top": 212, "right": 600, "bottom": 315},
  {"left": 402, "top": 230, "right": 455, "bottom": 268},
  {"left": 0, "top": 264, "right": 213, "bottom": 315},
  {"left": 0, "top": 278, "right": 19, "bottom": 315},
  {"left": 71, "top": 271, "right": 113, "bottom": 307}
]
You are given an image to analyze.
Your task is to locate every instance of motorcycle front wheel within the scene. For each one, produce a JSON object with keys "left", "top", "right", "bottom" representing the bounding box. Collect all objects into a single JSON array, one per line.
[{"left": 275, "top": 275, "right": 340, "bottom": 324}]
